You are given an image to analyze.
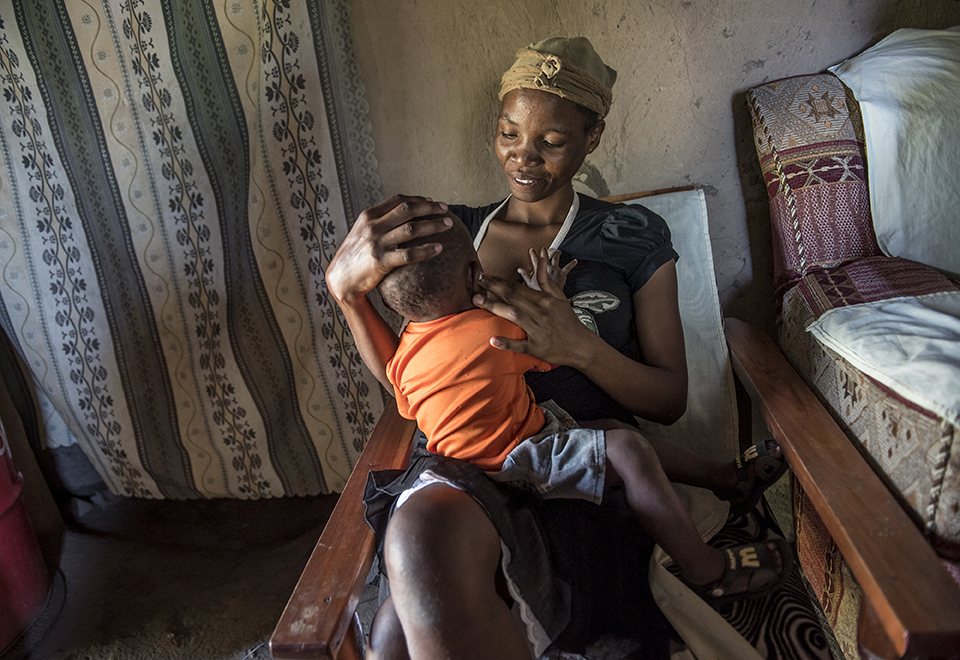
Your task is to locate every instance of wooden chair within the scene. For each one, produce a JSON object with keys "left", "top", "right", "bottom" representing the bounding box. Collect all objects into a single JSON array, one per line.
[{"left": 269, "top": 190, "right": 960, "bottom": 660}]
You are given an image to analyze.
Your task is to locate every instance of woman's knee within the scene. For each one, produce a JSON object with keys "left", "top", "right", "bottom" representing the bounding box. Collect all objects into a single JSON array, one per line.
[
  {"left": 368, "top": 597, "right": 409, "bottom": 660},
  {"left": 384, "top": 484, "right": 501, "bottom": 586}
]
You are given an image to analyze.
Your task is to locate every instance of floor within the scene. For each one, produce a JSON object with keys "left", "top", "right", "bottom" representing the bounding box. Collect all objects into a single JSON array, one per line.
[{"left": 4, "top": 490, "right": 340, "bottom": 660}]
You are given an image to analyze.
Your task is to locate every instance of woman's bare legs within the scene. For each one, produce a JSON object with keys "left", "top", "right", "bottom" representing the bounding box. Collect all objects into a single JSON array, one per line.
[
  {"left": 380, "top": 483, "right": 532, "bottom": 660},
  {"left": 367, "top": 433, "right": 785, "bottom": 660},
  {"left": 367, "top": 597, "right": 408, "bottom": 660}
]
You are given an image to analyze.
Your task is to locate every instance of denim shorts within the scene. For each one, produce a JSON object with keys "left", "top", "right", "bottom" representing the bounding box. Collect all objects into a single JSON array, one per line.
[
  {"left": 396, "top": 401, "right": 606, "bottom": 510},
  {"left": 487, "top": 401, "right": 606, "bottom": 505}
]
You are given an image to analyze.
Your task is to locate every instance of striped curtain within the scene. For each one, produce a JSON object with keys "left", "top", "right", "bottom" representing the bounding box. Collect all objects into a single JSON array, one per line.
[{"left": 0, "top": 0, "right": 384, "bottom": 498}]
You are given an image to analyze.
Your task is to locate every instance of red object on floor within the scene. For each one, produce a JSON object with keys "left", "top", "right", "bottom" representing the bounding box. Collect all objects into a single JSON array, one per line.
[{"left": 0, "top": 418, "right": 51, "bottom": 652}]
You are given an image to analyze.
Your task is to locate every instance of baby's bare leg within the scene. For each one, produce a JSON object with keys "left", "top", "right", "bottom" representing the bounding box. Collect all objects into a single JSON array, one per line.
[
  {"left": 604, "top": 428, "right": 724, "bottom": 586},
  {"left": 583, "top": 418, "right": 754, "bottom": 494}
]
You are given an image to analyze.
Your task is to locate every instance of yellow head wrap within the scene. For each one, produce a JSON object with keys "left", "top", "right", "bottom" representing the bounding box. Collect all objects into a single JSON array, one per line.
[{"left": 499, "top": 37, "right": 617, "bottom": 118}]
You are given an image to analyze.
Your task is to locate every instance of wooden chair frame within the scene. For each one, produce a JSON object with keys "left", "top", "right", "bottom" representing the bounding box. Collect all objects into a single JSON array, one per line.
[
  {"left": 270, "top": 398, "right": 415, "bottom": 660},
  {"left": 269, "top": 190, "right": 960, "bottom": 659}
]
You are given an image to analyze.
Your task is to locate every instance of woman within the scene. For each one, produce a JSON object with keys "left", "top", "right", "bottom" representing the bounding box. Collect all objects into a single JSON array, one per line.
[{"left": 327, "top": 37, "right": 778, "bottom": 660}]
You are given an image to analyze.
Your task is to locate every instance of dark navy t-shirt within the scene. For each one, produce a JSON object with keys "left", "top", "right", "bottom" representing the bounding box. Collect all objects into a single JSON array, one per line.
[{"left": 451, "top": 194, "right": 678, "bottom": 425}]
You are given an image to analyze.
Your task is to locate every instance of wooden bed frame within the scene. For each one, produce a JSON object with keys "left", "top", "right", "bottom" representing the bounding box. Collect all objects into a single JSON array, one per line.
[
  {"left": 724, "top": 320, "right": 960, "bottom": 659},
  {"left": 268, "top": 190, "right": 960, "bottom": 659}
]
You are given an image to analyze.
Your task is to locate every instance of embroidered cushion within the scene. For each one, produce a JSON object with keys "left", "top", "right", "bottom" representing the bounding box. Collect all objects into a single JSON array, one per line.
[{"left": 747, "top": 74, "right": 881, "bottom": 300}]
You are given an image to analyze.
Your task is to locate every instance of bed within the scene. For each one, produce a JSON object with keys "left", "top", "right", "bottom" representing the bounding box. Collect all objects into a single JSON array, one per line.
[{"left": 746, "top": 26, "right": 960, "bottom": 660}]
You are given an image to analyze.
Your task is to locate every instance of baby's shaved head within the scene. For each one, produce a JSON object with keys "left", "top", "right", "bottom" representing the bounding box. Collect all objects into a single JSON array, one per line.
[{"left": 377, "top": 214, "right": 477, "bottom": 320}]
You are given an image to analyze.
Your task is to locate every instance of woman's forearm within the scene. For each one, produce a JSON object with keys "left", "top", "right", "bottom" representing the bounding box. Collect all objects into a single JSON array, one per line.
[{"left": 570, "top": 330, "right": 687, "bottom": 424}]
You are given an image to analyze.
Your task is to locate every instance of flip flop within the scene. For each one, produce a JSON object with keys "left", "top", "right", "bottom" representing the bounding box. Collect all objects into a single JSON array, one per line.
[
  {"left": 726, "top": 440, "right": 788, "bottom": 516},
  {"left": 689, "top": 538, "right": 794, "bottom": 607}
]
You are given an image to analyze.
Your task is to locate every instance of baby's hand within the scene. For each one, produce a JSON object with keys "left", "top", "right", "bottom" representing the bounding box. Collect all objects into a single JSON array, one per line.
[{"left": 519, "top": 247, "right": 577, "bottom": 295}]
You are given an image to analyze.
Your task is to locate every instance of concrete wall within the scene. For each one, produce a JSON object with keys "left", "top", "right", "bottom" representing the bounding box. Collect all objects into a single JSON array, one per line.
[{"left": 348, "top": 0, "right": 960, "bottom": 333}]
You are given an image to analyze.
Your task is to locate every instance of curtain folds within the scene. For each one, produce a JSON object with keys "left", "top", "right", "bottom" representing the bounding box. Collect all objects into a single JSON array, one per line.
[{"left": 0, "top": 0, "right": 384, "bottom": 498}]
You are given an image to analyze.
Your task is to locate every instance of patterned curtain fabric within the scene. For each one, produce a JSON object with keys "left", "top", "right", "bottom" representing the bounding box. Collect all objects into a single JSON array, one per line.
[{"left": 0, "top": 0, "right": 384, "bottom": 498}]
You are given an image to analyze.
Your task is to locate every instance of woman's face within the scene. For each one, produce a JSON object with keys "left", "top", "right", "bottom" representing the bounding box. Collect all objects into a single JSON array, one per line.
[{"left": 495, "top": 88, "right": 604, "bottom": 204}]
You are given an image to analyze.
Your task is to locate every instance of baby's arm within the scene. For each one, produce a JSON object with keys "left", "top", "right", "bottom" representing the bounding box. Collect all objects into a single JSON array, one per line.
[
  {"left": 518, "top": 247, "right": 577, "bottom": 294},
  {"left": 336, "top": 299, "right": 400, "bottom": 395}
]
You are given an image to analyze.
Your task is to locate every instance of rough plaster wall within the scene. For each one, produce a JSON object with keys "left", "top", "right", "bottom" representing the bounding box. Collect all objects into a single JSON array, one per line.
[{"left": 348, "top": 0, "right": 960, "bottom": 333}]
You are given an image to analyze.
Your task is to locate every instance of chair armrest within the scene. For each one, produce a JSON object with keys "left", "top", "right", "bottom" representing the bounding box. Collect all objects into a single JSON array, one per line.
[
  {"left": 270, "top": 400, "right": 417, "bottom": 659},
  {"left": 724, "top": 318, "right": 960, "bottom": 657}
]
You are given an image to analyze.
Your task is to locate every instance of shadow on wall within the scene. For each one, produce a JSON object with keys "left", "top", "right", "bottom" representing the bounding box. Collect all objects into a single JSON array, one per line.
[
  {"left": 875, "top": 1, "right": 960, "bottom": 37},
  {"left": 726, "top": 90, "right": 776, "bottom": 337}
]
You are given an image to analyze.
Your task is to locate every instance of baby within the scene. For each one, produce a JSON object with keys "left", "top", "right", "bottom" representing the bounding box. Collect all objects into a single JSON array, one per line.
[{"left": 374, "top": 213, "right": 790, "bottom": 605}]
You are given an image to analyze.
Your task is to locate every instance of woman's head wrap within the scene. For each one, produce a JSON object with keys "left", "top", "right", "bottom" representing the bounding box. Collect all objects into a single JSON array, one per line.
[{"left": 499, "top": 37, "right": 617, "bottom": 118}]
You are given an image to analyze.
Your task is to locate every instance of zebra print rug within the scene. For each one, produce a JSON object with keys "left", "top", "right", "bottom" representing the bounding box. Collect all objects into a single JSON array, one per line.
[{"left": 702, "top": 499, "right": 838, "bottom": 660}]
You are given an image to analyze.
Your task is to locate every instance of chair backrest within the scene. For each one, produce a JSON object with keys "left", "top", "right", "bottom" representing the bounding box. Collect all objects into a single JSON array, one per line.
[{"left": 625, "top": 189, "right": 738, "bottom": 462}]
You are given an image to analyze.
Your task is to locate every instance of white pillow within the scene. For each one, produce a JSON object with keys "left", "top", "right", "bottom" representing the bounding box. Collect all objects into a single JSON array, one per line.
[{"left": 829, "top": 27, "right": 960, "bottom": 279}]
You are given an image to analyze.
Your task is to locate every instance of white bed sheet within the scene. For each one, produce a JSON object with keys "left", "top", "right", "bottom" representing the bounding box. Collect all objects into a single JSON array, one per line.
[{"left": 806, "top": 291, "right": 960, "bottom": 427}]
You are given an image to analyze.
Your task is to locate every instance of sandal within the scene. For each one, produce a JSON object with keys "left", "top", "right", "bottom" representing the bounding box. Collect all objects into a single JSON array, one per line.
[
  {"left": 724, "top": 440, "right": 788, "bottom": 516},
  {"left": 690, "top": 538, "right": 794, "bottom": 607}
]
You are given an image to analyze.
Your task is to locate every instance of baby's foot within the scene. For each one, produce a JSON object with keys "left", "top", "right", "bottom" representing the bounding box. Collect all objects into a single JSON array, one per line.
[{"left": 685, "top": 539, "right": 793, "bottom": 606}]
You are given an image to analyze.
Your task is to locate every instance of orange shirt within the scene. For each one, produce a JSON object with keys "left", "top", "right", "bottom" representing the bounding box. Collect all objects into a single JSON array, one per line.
[{"left": 387, "top": 309, "right": 551, "bottom": 470}]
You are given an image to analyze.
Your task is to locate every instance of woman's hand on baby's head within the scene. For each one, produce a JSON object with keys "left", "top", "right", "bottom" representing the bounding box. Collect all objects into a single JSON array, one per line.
[
  {"left": 327, "top": 195, "right": 452, "bottom": 303},
  {"left": 518, "top": 248, "right": 577, "bottom": 296}
]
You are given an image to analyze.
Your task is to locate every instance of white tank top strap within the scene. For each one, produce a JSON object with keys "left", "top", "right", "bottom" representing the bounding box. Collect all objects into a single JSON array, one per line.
[{"left": 472, "top": 194, "right": 581, "bottom": 257}]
